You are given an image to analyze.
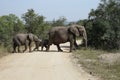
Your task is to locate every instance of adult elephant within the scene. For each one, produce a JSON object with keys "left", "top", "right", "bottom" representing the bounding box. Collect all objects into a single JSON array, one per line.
[
  {"left": 46, "top": 24, "right": 87, "bottom": 52},
  {"left": 12, "top": 33, "right": 40, "bottom": 53}
]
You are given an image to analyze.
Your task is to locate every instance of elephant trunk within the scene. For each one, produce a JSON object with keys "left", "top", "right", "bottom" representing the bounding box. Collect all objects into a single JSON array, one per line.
[{"left": 83, "top": 27, "right": 87, "bottom": 48}]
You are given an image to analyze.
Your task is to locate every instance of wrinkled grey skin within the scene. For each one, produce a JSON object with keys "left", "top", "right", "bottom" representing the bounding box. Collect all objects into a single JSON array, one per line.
[
  {"left": 33, "top": 39, "right": 49, "bottom": 51},
  {"left": 46, "top": 24, "right": 87, "bottom": 52},
  {"left": 12, "top": 33, "right": 40, "bottom": 53}
]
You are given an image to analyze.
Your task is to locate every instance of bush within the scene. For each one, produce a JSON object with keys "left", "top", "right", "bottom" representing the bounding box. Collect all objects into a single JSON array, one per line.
[{"left": 78, "top": 0, "right": 120, "bottom": 50}]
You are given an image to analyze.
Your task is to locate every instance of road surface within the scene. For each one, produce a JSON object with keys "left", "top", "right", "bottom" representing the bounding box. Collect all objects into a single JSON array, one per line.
[{"left": 0, "top": 42, "right": 97, "bottom": 80}]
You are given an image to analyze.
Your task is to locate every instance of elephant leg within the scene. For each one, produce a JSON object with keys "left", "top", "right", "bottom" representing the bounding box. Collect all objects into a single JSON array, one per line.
[
  {"left": 70, "top": 39, "right": 75, "bottom": 52},
  {"left": 33, "top": 45, "right": 38, "bottom": 51},
  {"left": 46, "top": 41, "right": 51, "bottom": 51},
  {"left": 70, "top": 42, "right": 72, "bottom": 52},
  {"left": 28, "top": 41, "right": 32, "bottom": 52},
  {"left": 46, "top": 40, "right": 53, "bottom": 51},
  {"left": 13, "top": 44, "right": 17, "bottom": 53},
  {"left": 74, "top": 40, "right": 78, "bottom": 49},
  {"left": 56, "top": 44, "right": 63, "bottom": 52},
  {"left": 33, "top": 47, "right": 36, "bottom": 51},
  {"left": 83, "top": 38, "right": 87, "bottom": 48},
  {"left": 46, "top": 44, "right": 50, "bottom": 51},
  {"left": 73, "top": 36, "right": 78, "bottom": 49},
  {"left": 18, "top": 45, "right": 21, "bottom": 53},
  {"left": 23, "top": 44, "right": 27, "bottom": 53},
  {"left": 34, "top": 41, "right": 40, "bottom": 51},
  {"left": 41, "top": 45, "right": 44, "bottom": 51},
  {"left": 14, "top": 39, "right": 21, "bottom": 53},
  {"left": 44, "top": 45, "right": 48, "bottom": 51},
  {"left": 36, "top": 43, "right": 40, "bottom": 51}
]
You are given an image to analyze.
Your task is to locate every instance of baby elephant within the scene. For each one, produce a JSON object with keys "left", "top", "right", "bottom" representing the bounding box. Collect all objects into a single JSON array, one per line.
[{"left": 33, "top": 39, "right": 49, "bottom": 51}]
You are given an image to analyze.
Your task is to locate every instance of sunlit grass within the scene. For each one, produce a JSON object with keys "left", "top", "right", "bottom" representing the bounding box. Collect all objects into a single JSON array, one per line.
[
  {"left": 0, "top": 46, "right": 9, "bottom": 58},
  {"left": 73, "top": 48, "right": 120, "bottom": 80}
]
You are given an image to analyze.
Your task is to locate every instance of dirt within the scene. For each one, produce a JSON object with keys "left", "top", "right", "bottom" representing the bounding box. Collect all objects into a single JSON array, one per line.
[{"left": 0, "top": 42, "right": 98, "bottom": 80}]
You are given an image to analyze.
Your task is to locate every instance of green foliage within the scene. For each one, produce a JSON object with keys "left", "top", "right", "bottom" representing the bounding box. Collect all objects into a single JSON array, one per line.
[
  {"left": 0, "top": 46, "right": 8, "bottom": 57},
  {"left": 51, "top": 16, "right": 67, "bottom": 27},
  {"left": 0, "top": 14, "right": 25, "bottom": 48},
  {"left": 79, "top": 0, "right": 120, "bottom": 50},
  {"left": 22, "top": 9, "right": 51, "bottom": 38}
]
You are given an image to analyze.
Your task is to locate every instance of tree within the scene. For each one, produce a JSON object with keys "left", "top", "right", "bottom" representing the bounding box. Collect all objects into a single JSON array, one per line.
[
  {"left": 22, "top": 9, "right": 51, "bottom": 38},
  {"left": 85, "top": 0, "right": 120, "bottom": 50},
  {"left": 0, "top": 14, "right": 25, "bottom": 47},
  {"left": 51, "top": 16, "right": 67, "bottom": 27}
]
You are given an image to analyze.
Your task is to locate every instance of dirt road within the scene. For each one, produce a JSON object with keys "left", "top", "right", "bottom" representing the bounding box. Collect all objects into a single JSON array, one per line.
[{"left": 0, "top": 42, "right": 97, "bottom": 80}]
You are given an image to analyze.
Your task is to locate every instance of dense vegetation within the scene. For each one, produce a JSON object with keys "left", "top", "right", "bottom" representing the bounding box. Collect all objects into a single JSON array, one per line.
[
  {"left": 75, "top": 0, "right": 120, "bottom": 79},
  {"left": 78, "top": 0, "right": 120, "bottom": 50},
  {"left": 0, "top": 14, "right": 25, "bottom": 52}
]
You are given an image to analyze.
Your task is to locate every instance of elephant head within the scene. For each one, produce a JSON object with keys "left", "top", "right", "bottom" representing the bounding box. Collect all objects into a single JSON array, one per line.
[
  {"left": 68, "top": 24, "right": 87, "bottom": 48},
  {"left": 27, "top": 33, "right": 39, "bottom": 42},
  {"left": 27, "top": 33, "right": 40, "bottom": 51}
]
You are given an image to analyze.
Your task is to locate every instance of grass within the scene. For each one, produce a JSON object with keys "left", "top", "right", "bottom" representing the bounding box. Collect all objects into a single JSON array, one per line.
[
  {"left": 0, "top": 46, "right": 9, "bottom": 58},
  {"left": 73, "top": 48, "right": 120, "bottom": 80}
]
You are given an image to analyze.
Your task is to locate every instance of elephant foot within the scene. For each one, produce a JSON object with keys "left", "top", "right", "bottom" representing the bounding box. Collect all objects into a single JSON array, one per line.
[
  {"left": 18, "top": 51, "right": 22, "bottom": 53},
  {"left": 23, "top": 50, "right": 26, "bottom": 53},
  {"left": 12, "top": 51, "right": 16, "bottom": 53},
  {"left": 46, "top": 48, "right": 50, "bottom": 52},
  {"left": 29, "top": 51, "right": 32, "bottom": 53},
  {"left": 37, "top": 49, "right": 40, "bottom": 51},
  {"left": 73, "top": 48, "right": 76, "bottom": 50},
  {"left": 69, "top": 50, "right": 73, "bottom": 53},
  {"left": 18, "top": 50, "right": 23, "bottom": 53},
  {"left": 58, "top": 49, "right": 63, "bottom": 52},
  {"left": 69, "top": 50, "right": 72, "bottom": 52}
]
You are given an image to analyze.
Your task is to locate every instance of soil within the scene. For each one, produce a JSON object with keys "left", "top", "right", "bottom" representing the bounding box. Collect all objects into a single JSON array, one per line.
[{"left": 0, "top": 42, "right": 98, "bottom": 80}]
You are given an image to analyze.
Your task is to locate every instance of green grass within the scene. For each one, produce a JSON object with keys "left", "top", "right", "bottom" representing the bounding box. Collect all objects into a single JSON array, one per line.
[
  {"left": 0, "top": 46, "right": 9, "bottom": 58},
  {"left": 73, "top": 48, "right": 120, "bottom": 80}
]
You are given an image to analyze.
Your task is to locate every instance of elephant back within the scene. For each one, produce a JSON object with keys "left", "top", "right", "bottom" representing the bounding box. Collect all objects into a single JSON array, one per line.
[
  {"left": 13, "top": 33, "right": 28, "bottom": 45},
  {"left": 48, "top": 27, "right": 69, "bottom": 44}
]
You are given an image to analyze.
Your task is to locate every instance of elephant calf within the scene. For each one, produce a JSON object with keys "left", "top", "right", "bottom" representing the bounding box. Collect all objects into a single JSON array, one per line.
[{"left": 33, "top": 39, "right": 49, "bottom": 51}]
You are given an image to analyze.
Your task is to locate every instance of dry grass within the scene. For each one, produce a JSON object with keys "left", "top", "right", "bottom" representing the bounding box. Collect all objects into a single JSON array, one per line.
[
  {"left": 73, "top": 48, "right": 120, "bottom": 80},
  {"left": 0, "top": 46, "right": 9, "bottom": 58}
]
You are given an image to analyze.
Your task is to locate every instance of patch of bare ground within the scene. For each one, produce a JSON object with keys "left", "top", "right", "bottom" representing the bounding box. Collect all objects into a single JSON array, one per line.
[
  {"left": 99, "top": 53, "right": 120, "bottom": 65},
  {"left": 0, "top": 42, "right": 97, "bottom": 80}
]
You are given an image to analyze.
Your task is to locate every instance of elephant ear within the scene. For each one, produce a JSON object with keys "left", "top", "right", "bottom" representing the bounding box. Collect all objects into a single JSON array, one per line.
[
  {"left": 27, "top": 33, "right": 34, "bottom": 41},
  {"left": 33, "top": 35, "right": 39, "bottom": 42},
  {"left": 77, "top": 25, "right": 87, "bottom": 48},
  {"left": 68, "top": 26, "right": 79, "bottom": 36}
]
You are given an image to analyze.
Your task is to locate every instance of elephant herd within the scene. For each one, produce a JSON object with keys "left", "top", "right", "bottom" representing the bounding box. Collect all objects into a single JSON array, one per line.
[{"left": 12, "top": 24, "right": 87, "bottom": 53}]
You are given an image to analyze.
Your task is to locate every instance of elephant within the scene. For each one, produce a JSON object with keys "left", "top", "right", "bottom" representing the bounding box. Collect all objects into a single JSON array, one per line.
[
  {"left": 46, "top": 24, "right": 87, "bottom": 52},
  {"left": 33, "top": 39, "right": 49, "bottom": 51},
  {"left": 12, "top": 33, "right": 40, "bottom": 53}
]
